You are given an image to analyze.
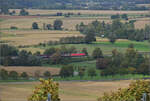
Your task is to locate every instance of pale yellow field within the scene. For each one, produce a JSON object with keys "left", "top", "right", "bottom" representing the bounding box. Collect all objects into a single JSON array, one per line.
[
  {"left": 0, "top": 30, "right": 82, "bottom": 46},
  {"left": 0, "top": 66, "right": 60, "bottom": 76},
  {"left": 0, "top": 17, "right": 111, "bottom": 30},
  {"left": 0, "top": 80, "right": 132, "bottom": 101},
  {"left": 10, "top": 9, "right": 149, "bottom": 15}
]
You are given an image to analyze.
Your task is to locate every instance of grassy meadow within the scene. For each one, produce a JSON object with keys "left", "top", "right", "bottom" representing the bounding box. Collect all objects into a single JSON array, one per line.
[{"left": 0, "top": 80, "right": 132, "bottom": 101}]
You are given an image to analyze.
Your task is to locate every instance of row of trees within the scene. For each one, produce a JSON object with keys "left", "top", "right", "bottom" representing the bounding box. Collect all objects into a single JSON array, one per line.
[
  {"left": 77, "top": 19, "right": 150, "bottom": 43},
  {"left": 0, "top": 69, "right": 52, "bottom": 80},
  {"left": 0, "top": 8, "right": 29, "bottom": 16},
  {"left": 0, "top": 44, "right": 41, "bottom": 66},
  {"left": 0, "top": 69, "right": 28, "bottom": 80},
  {"left": 32, "top": 19, "right": 63, "bottom": 30}
]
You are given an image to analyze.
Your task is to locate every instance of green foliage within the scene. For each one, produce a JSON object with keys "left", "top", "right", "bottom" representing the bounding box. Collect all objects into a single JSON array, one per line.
[
  {"left": 44, "top": 47, "right": 56, "bottom": 55},
  {"left": 19, "top": 8, "right": 29, "bottom": 16},
  {"left": 59, "top": 65, "right": 74, "bottom": 78},
  {"left": 28, "top": 78, "right": 60, "bottom": 101},
  {"left": 98, "top": 80, "right": 150, "bottom": 101},
  {"left": 9, "top": 71, "right": 19, "bottom": 80},
  {"left": 92, "top": 48, "right": 103, "bottom": 59},
  {"left": 87, "top": 68, "right": 97, "bottom": 77},
  {"left": 43, "top": 71, "right": 51, "bottom": 78},
  {"left": 84, "top": 28, "right": 96, "bottom": 43},
  {"left": 54, "top": 19, "right": 63, "bottom": 30},
  {"left": 82, "top": 48, "right": 88, "bottom": 56},
  {"left": 0, "top": 69, "right": 9, "bottom": 80},
  {"left": 21, "top": 72, "right": 29, "bottom": 79},
  {"left": 32, "top": 22, "right": 39, "bottom": 29},
  {"left": 0, "top": 44, "right": 18, "bottom": 57}
]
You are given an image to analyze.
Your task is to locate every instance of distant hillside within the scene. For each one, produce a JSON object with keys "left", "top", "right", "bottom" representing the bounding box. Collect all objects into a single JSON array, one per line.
[{"left": 0, "top": 0, "right": 150, "bottom": 10}]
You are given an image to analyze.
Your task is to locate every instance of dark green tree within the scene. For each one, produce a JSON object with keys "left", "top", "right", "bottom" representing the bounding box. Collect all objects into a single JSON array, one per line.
[
  {"left": 0, "top": 69, "right": 9, "bottom": 80},
  {"left": 82, "top": 48, "right": 88, "bottom": 56},
  {"left": 87, "top": 68, "right": 97, "bottom": 77},
  {"left": 84, "top": 28, "right": 96, "bottom": 43},
  {"left": 9, "top": 71, "right": 19, "bottom": 80},
  {"left": 59, "top": 65, "right": 74, "bottom": 78},
  {"left": 32, "top": 22, "right": 39, "bottom": 29},
  {"left": 53, "top": 19, "right": 63, "bottom": 30},
  {"left": 43, "top": 71, "right": 51, "bottom": 78},
  {"left": 92, "top": 48, "right": 103, "bottom": 59},
  {"left": 21, "top": 72, "right": 29, "bottom": 79},
  {"left": 19, "top": 8, "right": 29, "bottom": 16}
]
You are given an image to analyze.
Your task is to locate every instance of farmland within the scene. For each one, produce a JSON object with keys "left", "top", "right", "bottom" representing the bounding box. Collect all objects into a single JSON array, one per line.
[
  {"left": 0, "top": 80, "right": 131, "bottom": 101},
  {"left": 1, "top": 8, "right": 150, "bottom": 101},
  {"left": 0, "top": 66, "right": 60, "bottom": 76}
]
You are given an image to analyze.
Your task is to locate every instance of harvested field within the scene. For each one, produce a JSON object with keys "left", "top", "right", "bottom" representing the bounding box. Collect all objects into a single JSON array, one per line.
[
  {"left": 0, "top": 80, "right": 132, "bottom": 101},
  {"left": 0, "top": 66, "right": 60, "bottom": 76},
  {"left": 0, "top": 30, "right": 82, "bottom": 46},
  {"left": 0, "top": 16, "right": 111, "bottom": 30},
  {"left": 10, "top": 9, "right": 149, "bottom": 15}
]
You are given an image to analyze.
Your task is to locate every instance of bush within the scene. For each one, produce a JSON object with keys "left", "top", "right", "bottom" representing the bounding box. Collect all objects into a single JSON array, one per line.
[
  {"left": 87, "top": 68, "right": 97, "bottom": 77},
  {"left": 43, "top": 71, "right": 51, "bottom": 78},
  {"left": 0, "top": 69, "right": 9, "bottom": 80},
  {"left": 59, "top": 65, "right": 74, "bottom": 78},
  {"left": 9, "top": 71, "right": 19, "bottom": 80},
  {"left": 10, "top": 26, "right": 18, "bottom": 30},
  {"left": 98, "top": 80, "right": 150, "bottom": 101},
  {"left": 21, "top": 72, "right": 29, "bottom": 79},
  {"left": 28, "top": 78, "right": 60, "bottom": 101},
  {"left": 32, "top": 22, "right": 39, "bottom": 29},
  {"left": 92, "top": 48, "right": 103, "bottom": 59}
]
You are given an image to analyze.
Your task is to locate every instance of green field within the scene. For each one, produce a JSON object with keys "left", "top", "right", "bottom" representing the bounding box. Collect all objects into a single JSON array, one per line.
[{"left": 35, "top": 40, "right": 150, "bottom": 55}]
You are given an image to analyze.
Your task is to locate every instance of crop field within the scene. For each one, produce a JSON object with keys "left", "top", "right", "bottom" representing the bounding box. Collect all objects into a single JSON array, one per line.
[
  {"left": 10, "top": 9, "right": 149, "bottom": 15},
  {"left": 0, "top": 30, "right": 82, "bottom": 46},
  {"left": 0, "top": 80, "right": 131, "bottom": 101},
  {"left": 0, "top": 66, "right": 60, "bottom": 76}
]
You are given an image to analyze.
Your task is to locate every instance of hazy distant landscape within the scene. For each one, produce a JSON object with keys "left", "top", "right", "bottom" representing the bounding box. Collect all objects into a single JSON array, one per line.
[{"left": 0, "top": 0, "right": 150, "bottom": 101}]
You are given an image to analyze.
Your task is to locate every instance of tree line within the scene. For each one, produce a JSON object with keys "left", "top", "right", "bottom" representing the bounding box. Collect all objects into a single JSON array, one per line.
[{"left": 76, "top": 19, "right": 150, "bottom": 43}]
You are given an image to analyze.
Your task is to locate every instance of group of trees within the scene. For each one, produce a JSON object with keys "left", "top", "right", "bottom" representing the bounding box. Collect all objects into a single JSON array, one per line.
[
  {"left": 0, "top": 44, "right": 41, "bottom": 66},
  {"left": 96, "top": 46, "right": 150, "bottom": 76},
  {"left": 32, "top": 19, "right": 63, "bottom": 30},
  {"left": 77, "top": 19, "right": 150, "bottom": 43},
  {"left": 0, "top": 69, "right": 28, "bottom": 80},
  {"left": 111, "top": 14, "right": 128, "bottom": 20},
  {"left": 0, "top": 7, "right": 28, "bottom": 16},
  {"left": 0, "top": 68, "right": 52, "bottom": 80},
  {"left": 59, "top": 65, "right": 97, "bottom": 78}
]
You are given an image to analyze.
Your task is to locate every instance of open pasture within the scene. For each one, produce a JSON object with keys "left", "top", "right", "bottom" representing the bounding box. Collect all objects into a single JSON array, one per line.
[
  {"left": 0, "top": 80, "right": 131, "bottom": 101},
  {"left": 0, "top": 66, "right": 60, "bottom": 76}
]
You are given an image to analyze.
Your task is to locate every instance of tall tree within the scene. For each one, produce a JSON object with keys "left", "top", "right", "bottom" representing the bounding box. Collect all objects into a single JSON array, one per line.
[{"left": 54, "top": 19, "right": 63, "bottom": 30}]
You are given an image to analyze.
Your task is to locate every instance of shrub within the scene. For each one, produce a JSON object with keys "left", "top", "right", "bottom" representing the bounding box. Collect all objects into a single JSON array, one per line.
[
  {"left": 28, "top": 78, "right": 60, "bottom": 101},
  {"left": 0, "top": 69, "right": 9, "bottom": 80},
  {"left": 32, "top": 22, "right": 39, "bottom": 29},
  {"left": 9, "top": 71, "right": 19, "bottom": 80},
  {"left": 87, "top": 68, "right": 97, "bottom": 77},
  {"left": 59, "top": 65, "right": 74, "bottom": 78},
  {"left": 10, "top": 26, "right": 18, "bottom": 30},
  {"left": 21, "top": 72, "right": 29, "bottom": 79},
  {"left": 92, "top": 48, "right": 103, "bottom": 59},
  {"left": 98, "top": 80, "right": 150, "bottom": 101},
  {"left": 43, "top": 71, "right": 51, "bottom": 78}
]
